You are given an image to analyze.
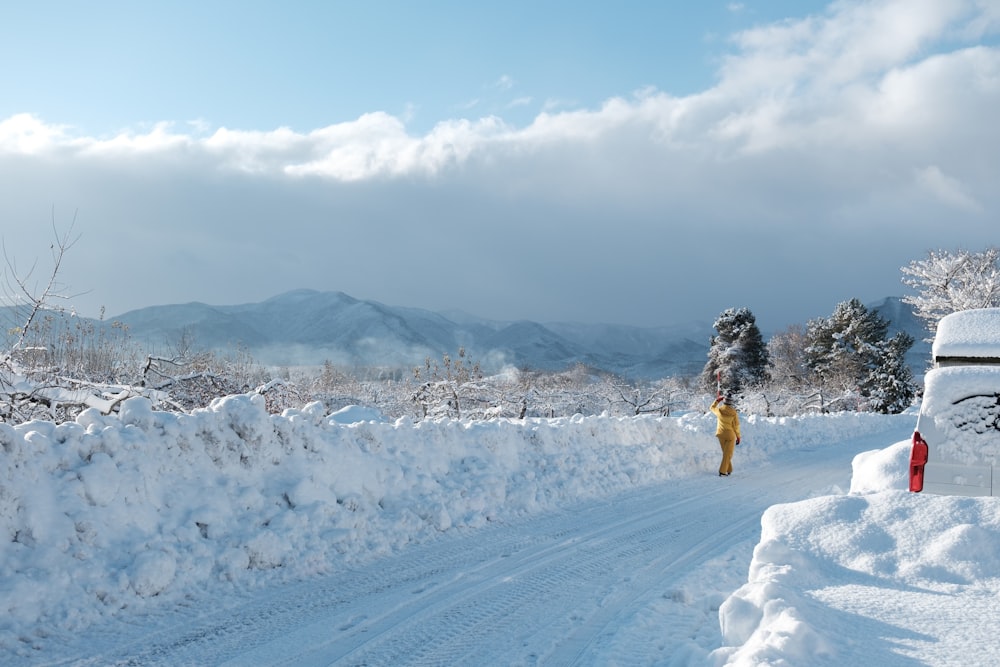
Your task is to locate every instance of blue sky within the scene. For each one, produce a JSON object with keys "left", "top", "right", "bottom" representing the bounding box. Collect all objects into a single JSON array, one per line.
[
  {"left": 2, "top": 0, "right": 999, "bottom": 333},
  {"left": 2, "top": 1, "right": 821, "bottom": 134}
]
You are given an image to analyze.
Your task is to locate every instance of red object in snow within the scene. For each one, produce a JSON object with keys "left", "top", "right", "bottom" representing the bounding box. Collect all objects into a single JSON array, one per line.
[{"left": 909, "top": 431, "right": 928, "bottom": 493}]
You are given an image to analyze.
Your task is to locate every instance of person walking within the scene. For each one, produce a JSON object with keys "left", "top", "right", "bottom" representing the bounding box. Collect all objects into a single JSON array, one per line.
[{"left": 710, "top": 394, "right": 741, "bottom": 477}]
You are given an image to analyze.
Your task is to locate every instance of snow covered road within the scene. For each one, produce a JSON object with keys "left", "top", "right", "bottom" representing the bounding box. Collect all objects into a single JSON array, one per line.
[{"left": 37, "top": 424, "right": 900, "bottom": 667}]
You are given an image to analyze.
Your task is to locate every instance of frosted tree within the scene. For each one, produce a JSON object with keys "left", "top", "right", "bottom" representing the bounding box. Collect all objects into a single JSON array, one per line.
[
  {"left": 412, "top": 347, "right": 485, "bottom": 419},
  {"left": 766, "top": 324, "right": 810, "bottom": 390},
  {"left": 866, "top": 329, "right": 916, "bottom": 414},
  {"left": 701, "top": 307, "right": 770, "bottom": 397},
  {"left": 1, "top": 218, "right": 281, "bottom": 422},
  {"left": 603, "top": 376, "right": 685, "bottom": 416},
  {"left": 750, "top": 324, "right": 822, "bottom": 416},
  {"left": 901, "top": 247, "right": 1000, "bottom": 337},
  {"left": 804, "top": 298, "right": 915, "bottom": 413}
]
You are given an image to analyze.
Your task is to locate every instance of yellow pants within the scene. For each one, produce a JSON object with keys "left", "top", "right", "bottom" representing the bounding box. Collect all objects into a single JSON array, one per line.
[{"left": 717, "top": 433, "right": 736, "bottom": 475}]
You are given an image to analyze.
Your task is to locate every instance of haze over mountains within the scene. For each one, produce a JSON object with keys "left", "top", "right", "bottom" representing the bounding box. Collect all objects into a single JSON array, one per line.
[
  {"left": 112, "top": 290, "right": 710, "bottom": 378},
  {"left": 106, "top": 289, "right": 929, "bottom": 380}
]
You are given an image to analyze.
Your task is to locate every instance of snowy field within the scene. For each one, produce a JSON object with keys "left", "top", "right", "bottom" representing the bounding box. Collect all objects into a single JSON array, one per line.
[{"left": 2, "top": 395, "right": 999, "bottom": 665}]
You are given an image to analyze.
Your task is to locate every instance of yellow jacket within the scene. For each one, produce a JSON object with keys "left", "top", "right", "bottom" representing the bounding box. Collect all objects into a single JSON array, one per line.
[{"left": 710, "top": 399, "right": 741, "bottom": 438}]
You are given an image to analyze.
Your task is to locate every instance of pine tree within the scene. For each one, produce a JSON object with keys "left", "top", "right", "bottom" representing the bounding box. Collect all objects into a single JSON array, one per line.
[
  {"left": 805, "top": 299, "right": 884, "bottom": 384},
  {"left": 701, "top": 307, "right": 771, "bottom": 396},
  {"left": 804, "top": 298, "right": 915, "bottom": 413},
  {"left": 866, "top": 331, "right": 916, "bottom": 413}
]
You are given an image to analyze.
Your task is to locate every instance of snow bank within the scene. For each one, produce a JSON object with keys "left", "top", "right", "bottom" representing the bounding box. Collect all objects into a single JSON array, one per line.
[
  {"left": 848, "top": 439, "right": 911, "bottom": 494},
  {"left": 932, "top": 307, "right": 1000, "bottom": 360},
  {"left": 714, "top": 491, "right": 1000, "bottom": 665},
  {"left": 714, "top": 423, "right": 1000, "bottom": 666},
  {"left": 0, "top": 395, "right": 904, "bottom": 657}
]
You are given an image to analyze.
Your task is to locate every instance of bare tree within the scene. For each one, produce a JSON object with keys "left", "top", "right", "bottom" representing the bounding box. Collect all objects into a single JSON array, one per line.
[
  {"left": 0, "top": 218, "right": 278, "bottom": 422},
  {"left": 0, "top": 216, "right": 120, "bottom": 422},
  {"left": 3, "top": 213, "right": 83, "bottom": 361},
  {"left": 412, "top": 348, "right": 486, "bottom": 419}
]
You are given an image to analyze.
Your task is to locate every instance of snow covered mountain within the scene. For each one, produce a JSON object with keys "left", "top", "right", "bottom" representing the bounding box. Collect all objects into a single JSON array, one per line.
[
  {"left": 112, "top": 289, "right": 717, "bottom": 378},
  {"left": 93, "top": 291, "right": 927, "bottom": 379}
]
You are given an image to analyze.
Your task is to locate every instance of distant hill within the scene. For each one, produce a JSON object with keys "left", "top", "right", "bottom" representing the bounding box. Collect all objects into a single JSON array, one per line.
[
  {"left": 109, "top": 289, "right": 715, "bottom": 378},
  {"left": 3, "top": 291, "right": 931, "bottom": 380},
  {"left": 870, "top": 296, "right": 933, "bottom": 376}
]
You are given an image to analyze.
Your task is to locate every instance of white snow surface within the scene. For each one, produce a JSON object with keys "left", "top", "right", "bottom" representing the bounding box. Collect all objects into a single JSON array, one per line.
[
  {"left": 917, "top": 365, "right": 1000, "bottom": 465},
  {"left": 2, "top": 395, "right": 999, "bottom": 665},
  {"left": 932, "top": 307, "right": 1000, "bottom": 360}
]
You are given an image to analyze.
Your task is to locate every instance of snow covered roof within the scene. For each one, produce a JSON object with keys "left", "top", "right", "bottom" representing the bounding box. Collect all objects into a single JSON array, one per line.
[{"left": 932, "top": 308, "right": 1000, "bottom": 362}]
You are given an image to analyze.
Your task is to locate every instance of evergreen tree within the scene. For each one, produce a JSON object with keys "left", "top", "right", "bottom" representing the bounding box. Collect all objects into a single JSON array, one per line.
[
  {"left": 867, "top": 330, "right": 916, "bottom": 413},
  {"left": 701, "top": 307, "right": 771, "bottom": 396},
  {"left": 805, "top": 299, "right": 883, "bottom": 385},
  {"left": 804, "top": 298, "right": 915, "bottom": 413}
]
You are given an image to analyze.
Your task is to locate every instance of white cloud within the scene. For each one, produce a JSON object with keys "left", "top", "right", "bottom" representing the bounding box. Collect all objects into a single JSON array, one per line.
[
  {"left": 186, "top": 118, "right": 212, "bottom": 134},
  {"left": 916, "top": 165, "right": 984, "bottom": 213},
  {"left": 724, "top": 0, "right": 969, "bottom": 88},
  {"left": 2, "top": 2, "right": 994, "bottom": 176},
  {"left": 1, "top": 0, "right": 997, "bottom": 328},
  {"left": 1, "top": 7, "right": 996, "bottom": 195},
  {"left": 962, "top": 0, "right": 1000, "bottom": 39},
  {"left": 540, "top": 97, "right": 580, "bottom": 114},
  {"left": 494, "top": 74, "right": 516, "bottom": 91},
  {"left": 507, "top": 96, "right": 533, "bottom": 109},
  {"left": 204, "top": 125, "right": 313, "bottom": 174},
  {"left": 80, "top": 122, "right": 195, "bottom": 156},
  {"left": 0, "top": 113, "right": 71, "bottom": 154}
]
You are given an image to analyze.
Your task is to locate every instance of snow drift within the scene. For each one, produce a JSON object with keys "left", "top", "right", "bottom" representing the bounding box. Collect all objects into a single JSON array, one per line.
[
  {"left": 6, "top": 394, "right": 999, "bottom": 665},
  {"left": 2, "top": 395, "right": 898, "bottom": 657}
]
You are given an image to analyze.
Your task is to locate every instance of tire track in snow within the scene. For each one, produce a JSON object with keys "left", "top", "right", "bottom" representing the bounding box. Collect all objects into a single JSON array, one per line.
[
  {"left": 40, "top": 440, "right": 878, "bottom": 666},
  {"left": 268, "top": 477, "right": 796, "bottom": 666}
]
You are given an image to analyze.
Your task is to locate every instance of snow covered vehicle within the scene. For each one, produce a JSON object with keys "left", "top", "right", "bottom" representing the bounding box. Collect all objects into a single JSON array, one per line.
[{"left": 910, "top": 308, "right": 1000, "bottom": 496}]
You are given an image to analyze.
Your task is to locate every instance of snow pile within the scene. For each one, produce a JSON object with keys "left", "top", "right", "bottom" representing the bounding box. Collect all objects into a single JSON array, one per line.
[
  {"left": 6, "top": 392, "right": 1000, "bottom": 665},
  {"left": 848, "top": 438, "right": 911, "bottom": 494},
  {"left": 932, "top": 307, "right": 1000, "bottom": 360},
  {"left": 715, "top": 491, "right": 1000, "bottom": 666},
  {"left": 713, "top": 426, "right": 1000, "bottom": 665},
  {"left": 1, "top": 395, "right": 899, "bottom": 657}
]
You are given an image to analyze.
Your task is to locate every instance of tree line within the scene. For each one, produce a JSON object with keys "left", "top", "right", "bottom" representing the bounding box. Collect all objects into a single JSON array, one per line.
[
  {"left": 702, "top": 300, "right": 915, "bottom": 416},
  {"left": 3, "top": 229, "right": 998, "bottom": 424}
]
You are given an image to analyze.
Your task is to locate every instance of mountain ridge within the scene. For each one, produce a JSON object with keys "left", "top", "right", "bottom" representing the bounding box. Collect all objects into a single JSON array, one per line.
[{"left": 104, "top": 289, "right": 928, "bottom": 380}]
